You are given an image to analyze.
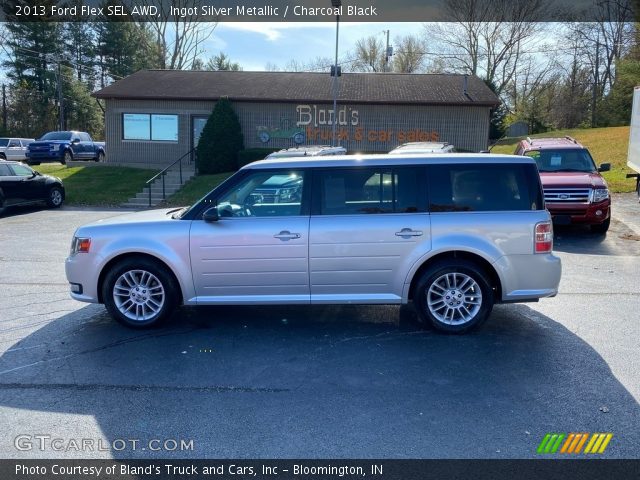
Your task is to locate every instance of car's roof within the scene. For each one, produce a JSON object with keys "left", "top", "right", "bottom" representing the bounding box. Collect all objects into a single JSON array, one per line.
[
  {"left": 521, "top": 137, "right": 585, "bottom": 149},
  {"left": 244, "top": 153, "right": 534, "bottom": 170}
]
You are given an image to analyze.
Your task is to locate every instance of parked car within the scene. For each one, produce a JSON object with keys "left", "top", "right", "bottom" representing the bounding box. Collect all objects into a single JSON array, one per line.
[
  {"left": 265, "top": 145, "right": 347, "bottom": 159},
  {"left": 514, "top": 136, "right": 611, "bottom": 233},
  {"left": 0, "top": 138, "right": 35, "bottom": 161},
  {"left": 389, "top": 142, "right": 456, "bottom": 154},
  {"left": 66, "top": 153, "right": 561, "bottom": 333},
  {"left": 0, "top": 161, "right": 65, "bottom": 213},
  {"left": 26, "top": 131, "right": 105, "bottom": 165}
]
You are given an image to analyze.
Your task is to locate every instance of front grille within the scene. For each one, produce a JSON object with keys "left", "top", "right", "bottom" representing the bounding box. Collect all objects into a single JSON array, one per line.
[{"left": 544, "top": 188, "right": 591, "bottom": 203}]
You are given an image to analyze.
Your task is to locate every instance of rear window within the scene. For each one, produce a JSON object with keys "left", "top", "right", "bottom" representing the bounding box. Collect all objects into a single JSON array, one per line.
[
  {"left": 315, "top": 167, "right": 427, "bottom": 215},
  {"left": 428, "top": 163, "right": 543, "bottom": 212}
]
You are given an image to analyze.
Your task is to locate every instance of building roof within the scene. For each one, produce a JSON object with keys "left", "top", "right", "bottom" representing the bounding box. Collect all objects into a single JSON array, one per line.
[{"left": 93, "top": 70, "right": 500, "bottom": 107}]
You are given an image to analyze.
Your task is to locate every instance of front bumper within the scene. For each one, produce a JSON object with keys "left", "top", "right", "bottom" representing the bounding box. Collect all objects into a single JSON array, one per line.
[
  {"left": 546, "top": 200, "right": 610, "bottom": 226},
  {"left": 27, "top": 151, "right": 64, "bottom": 161},
  {"left": 65, "top": 253, "right": 100, "bottom": 303}
]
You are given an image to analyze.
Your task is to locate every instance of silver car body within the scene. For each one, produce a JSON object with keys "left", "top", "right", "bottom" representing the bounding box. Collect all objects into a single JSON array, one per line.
[
  {"left": 66, "top": 154, "right": 561, "bottom": 308},
  {"left": 0, "top": 138, "right": 35, "bottom": 161}
]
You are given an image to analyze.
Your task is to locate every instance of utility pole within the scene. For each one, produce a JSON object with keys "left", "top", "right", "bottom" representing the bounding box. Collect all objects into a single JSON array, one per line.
[
  {"left": 57, "top": 60, "right": 64, "bottom": 131},
  {"left": 2, "top": 85, "right": 6, "bottom": 133},
  {"left": 591, "top": 38, "right": 600, "bottom": 128},
  {"left": 383, "top": 29, "right": 390, "bottom": 72}
]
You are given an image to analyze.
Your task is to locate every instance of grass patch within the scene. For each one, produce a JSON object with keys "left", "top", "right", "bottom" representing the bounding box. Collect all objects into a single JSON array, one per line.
[
  {"left": 491, "top": 126, "right": 634, "bottom": 193},
  {"left": 162, "top": 172, "right": 233, "bottom": 207},
  {"left": 34, "top": 164, "right": 157, "bottom": 206}
]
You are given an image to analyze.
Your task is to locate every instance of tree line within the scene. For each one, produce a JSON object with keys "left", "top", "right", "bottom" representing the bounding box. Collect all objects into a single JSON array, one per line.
[{"left": 1, "top": 0, "right": 637, "bottom": 139}]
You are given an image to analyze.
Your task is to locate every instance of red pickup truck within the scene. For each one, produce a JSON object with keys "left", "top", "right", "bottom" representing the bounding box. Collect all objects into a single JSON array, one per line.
[{"left": 514, "top": 136, "right": 611, "bottom": 233}]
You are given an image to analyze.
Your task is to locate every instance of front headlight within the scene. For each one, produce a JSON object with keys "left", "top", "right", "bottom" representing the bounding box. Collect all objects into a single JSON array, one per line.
[
  {"left": 70, "top": 237, "right": 91, "bottom": 255},
  {"left": 51, "top": 144, "right": 60, "bottom": 151},
  {"left": 592, "top": 188, "right": 610, "bottom": 203}
]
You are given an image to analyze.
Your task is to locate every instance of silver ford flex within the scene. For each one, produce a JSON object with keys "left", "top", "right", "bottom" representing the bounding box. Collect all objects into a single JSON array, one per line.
[{"left": 65, "top": 154, "right": 561, "bottom": 333}]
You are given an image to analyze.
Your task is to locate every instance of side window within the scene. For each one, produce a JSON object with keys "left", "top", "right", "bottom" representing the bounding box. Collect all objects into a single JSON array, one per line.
[
  {"left": 10, "top": 164, "right": 34, "bottom": 177},
  {"left": 80, "top": 133, "right": 91, "bottom": 142},
  {"left": 216, "top": 170, "right": 305, "bottom": 217},
  {"left": 7, "top": 140, "right": 19, "bottom": 147},
  {"left": 428, "top": 163, "right": 541, "bottom": 212},
  {"left": 0, "top": 164, "right": 12, "bottom": 176},
  {"left": 316, "top": 167, "right": 426, "bottom": 215}
]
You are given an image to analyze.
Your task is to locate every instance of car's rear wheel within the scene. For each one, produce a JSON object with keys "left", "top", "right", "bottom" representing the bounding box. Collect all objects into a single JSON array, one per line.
[
  {"left": 46, "top": 186, "right": 64, "bottom": 208},
  {"left": 414, "top": 259, "right": 494, "bottom": 334},
  {"left": 590, "top": 217, "right": 610, "bottom": 234},
  {"left": 0, "top": 153, "right": 6, "bottom": 160},
  {"left": 62, "top": 150, "right": 72, "bottom": 164},
  {"left": 102, "top": 258, "right": 179, "bottom": 328}
]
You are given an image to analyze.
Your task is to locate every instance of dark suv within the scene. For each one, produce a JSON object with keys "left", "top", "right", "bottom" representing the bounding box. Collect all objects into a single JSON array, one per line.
[{"left": 514, "top": 137, "right": 611, "bottom": 233}]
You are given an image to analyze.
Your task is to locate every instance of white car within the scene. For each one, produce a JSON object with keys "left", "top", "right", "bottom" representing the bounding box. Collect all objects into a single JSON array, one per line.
[
  {"left": 265, "top": 145, "right": 347, "bottom": 159},
  {"left": 0, "top": 138, "right": 35, "bottom": 161},
  {"left": 389, "top": 142, "right": 456, "bottom": 155}
]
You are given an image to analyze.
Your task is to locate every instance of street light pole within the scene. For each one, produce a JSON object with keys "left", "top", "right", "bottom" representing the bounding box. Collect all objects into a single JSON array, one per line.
[{"left": 331, "top": 0, "right": 341, "bottom": 146}]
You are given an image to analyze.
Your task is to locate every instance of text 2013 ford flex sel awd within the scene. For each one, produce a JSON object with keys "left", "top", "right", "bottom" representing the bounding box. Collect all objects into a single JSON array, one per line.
[{"left": 66, "top": 154, "right": 561, "bottom": 333}]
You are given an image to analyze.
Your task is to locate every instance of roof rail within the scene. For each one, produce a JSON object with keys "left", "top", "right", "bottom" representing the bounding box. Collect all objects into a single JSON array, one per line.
[
  {"left": 526, "top": 136, "right": 533, "bottom": 144},
  {"left": 565, "top": 135, "right": 578, "bottom": 144}
]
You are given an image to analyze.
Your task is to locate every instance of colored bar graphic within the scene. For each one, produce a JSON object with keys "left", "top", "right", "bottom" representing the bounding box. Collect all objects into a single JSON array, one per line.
[
  {"left": 539, "top": 433, "right": 612, "bottom": 454},
  {"left": 574, "top": 433, "right": 589, "bottom": 453}
]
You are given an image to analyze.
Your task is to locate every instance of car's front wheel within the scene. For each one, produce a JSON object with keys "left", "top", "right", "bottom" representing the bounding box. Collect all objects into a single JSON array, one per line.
[
  {"left": 102, "top": 258, "right": 179, "bottom": 328},
  {"left": 414, "top": 259, "right": 494, "bottom": 334},
  {"left": 46, "top": 186, "right": 64, "bottom": 208},
  {"left": 96, "top": 151, "right": 105, "bottom": 162},
  {"left": 62, "top": 150, "right": 72, "bottom": 164}
]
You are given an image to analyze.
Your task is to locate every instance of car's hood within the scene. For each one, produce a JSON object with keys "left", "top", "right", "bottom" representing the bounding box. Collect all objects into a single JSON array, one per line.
[
  {"left": 540, "top": 171, "right": 608, "bottom": 188},
  {"left": 30, "top": 140, "right": 71, "bottom": 146},
  {"left": 81, "top": 208, "right": 184, "bottom": 229}
]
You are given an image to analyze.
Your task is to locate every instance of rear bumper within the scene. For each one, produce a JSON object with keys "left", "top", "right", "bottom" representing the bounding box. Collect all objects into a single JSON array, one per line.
[
  {"left": 494, "top": 253, "right": 562, "bottom": 303},
  {"left": 546, "top": 200, "right": 611, "bottom": 226}
]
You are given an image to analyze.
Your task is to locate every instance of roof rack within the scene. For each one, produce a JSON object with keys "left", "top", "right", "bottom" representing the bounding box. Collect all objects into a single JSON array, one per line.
[{"left": 564, "top": 135, "right": 578, "bottom": 144}]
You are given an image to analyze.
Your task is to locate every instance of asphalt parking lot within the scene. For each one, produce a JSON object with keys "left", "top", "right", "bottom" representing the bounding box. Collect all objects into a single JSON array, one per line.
[{"left": 0, "top": 195, "right": 639, "bottom": 459}]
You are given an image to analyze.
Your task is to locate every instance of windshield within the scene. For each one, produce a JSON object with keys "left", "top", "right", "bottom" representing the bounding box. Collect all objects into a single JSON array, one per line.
[
  {"left": 39, "top": 132, "right": 73, "bottom": 141},
  {"left": 0, "top": 139, "right": 9, "bottom": 147},
  {"left": 524, "top": 149, "right": 597, "bottom": 173}
]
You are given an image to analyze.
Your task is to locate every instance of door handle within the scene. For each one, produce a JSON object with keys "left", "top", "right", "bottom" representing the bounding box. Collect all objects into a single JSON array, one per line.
[
  {"left": 395, "top": 228, "right": 423, "bottom": 237},
  {"left": 274, "top": 231, "right": 301, "bottom": 241}
]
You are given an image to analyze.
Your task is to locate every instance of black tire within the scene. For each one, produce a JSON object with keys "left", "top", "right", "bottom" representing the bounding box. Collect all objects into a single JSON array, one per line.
[
  {"left": 590, "top": 217, "right": 610, "bottom": 234},
  {"left": 96, "top": 151, "right": 105, "bottom": 162},
  {"left": 46, "top": 186, "right": 64, "bottom": 208},
  {"left": 102, "top": 257, "right": 179, "bottom": 328},
  {"left": 0, "top": 153, "right": 6, "bottom": 160},
  {"left": 414, "top": 259, "right": 494, "bottom": 334},
  {"left": 62, "top": 150, "right": 72, "bottom": 165}
]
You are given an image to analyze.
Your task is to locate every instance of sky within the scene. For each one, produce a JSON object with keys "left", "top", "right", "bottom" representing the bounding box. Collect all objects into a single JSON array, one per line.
[
  {"left": 0, "top": 22, "right": 425, "bottom": 83},
  {"left": 202, "top": 22, "right": 425, "bottom": 71}
]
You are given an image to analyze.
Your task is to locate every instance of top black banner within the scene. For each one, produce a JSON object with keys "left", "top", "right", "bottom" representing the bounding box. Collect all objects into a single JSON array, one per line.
[{"left": 0, "top": 0, "right": 637, "bottom": 23}]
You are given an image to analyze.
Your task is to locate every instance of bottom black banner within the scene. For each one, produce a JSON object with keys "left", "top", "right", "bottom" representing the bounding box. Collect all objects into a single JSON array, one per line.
[{"left": 3, "top": 459, "right": 639, "bottom": 480}]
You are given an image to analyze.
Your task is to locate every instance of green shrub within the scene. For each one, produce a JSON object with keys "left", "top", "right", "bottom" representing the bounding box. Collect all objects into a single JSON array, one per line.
[
  {"left": 196, "top": 98, "right": 244, "bottom": 174},
  {"left": 237, "top": 148, "right": 279, "bottom": 168}
]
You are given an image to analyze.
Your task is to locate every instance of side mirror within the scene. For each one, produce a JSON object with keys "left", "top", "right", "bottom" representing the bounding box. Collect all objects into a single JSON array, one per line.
[
  {"left": 598, "top": 163, "right": 611, "bottom": 172},
  {"left": 202, "top": 206, "right": 219, "bottom": 223},
  {"left": 72, "top": 138, "right": 81, "bottom": 144}
]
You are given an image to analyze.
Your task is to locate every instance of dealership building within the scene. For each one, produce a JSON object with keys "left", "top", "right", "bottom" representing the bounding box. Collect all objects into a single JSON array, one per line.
[{"left": 93, "top": 70, "right": 500, "bottom": 168}]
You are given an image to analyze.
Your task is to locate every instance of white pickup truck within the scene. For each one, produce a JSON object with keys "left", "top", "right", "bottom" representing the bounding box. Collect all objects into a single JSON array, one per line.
[
  {"left": 628, "top": 87, "right": 640, "bottom": 199},
  {"left": 0, "top": 138, "right": 35, "bottom": 161}
]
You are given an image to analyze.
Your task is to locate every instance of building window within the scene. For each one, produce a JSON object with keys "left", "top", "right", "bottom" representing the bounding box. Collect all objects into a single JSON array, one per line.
[{"left": 123, "top": 113, "right": 178, "bottom": 141}]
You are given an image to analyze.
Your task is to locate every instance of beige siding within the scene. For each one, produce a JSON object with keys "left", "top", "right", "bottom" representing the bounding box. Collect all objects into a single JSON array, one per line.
[{"left": 104, "top": 99, "right": 492, "bottom": 167}]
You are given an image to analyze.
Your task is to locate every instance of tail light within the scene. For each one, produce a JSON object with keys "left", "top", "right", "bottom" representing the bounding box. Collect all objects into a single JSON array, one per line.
[{"left": 535, "top": 222, "right": 553, "bottom": 253}]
